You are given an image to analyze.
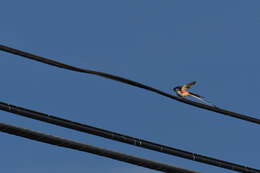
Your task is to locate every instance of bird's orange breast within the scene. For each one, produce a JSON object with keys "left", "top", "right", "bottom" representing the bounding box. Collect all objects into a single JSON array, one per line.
[{"left": 178, "top": 90, "right": 190, "bottom": 96}]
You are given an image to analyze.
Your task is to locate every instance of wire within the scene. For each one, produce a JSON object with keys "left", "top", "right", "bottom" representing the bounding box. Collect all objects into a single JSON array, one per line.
[
  {"left": 0, "top": 101, "right": 258, "bottom": 173},
  {"left": 0, "top": 122, "right": 198, "bottom": 173},
  {"left": 1, "top": 44, "right": 259, "bottom": 125}
]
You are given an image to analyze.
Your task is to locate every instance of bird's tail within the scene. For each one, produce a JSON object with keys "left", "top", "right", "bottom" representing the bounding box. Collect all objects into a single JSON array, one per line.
[{"left": 189, "top": 92, "right": 216, "bottom": 107}]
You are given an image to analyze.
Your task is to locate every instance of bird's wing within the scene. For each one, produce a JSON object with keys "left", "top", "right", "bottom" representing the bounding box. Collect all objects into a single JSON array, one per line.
[{"left": 181, "top": 81, "right": 196, "bottom": 90}]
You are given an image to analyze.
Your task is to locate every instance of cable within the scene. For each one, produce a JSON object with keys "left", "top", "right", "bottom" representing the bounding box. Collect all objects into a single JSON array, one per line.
[
  {"left": 0, "top": 122, "right": 198, "bottom": 173},
  {"left": 1, "top": 44, "right": 259, "bottom": 125},
  {"left": 0, "top": 101, "right": 258, "bottom": 173}
]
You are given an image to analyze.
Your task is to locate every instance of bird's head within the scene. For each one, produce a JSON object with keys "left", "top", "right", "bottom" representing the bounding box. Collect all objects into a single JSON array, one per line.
[{"left": 173, "top": 86, "right": 181, "bottom": 92}]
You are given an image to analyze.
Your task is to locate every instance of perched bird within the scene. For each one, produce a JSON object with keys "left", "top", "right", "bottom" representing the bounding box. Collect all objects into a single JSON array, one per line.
[{"left": 173, "top": 81, "right": 216, "bottom": 107}]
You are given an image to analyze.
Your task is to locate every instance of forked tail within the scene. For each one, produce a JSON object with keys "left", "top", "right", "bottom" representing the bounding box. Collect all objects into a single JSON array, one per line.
[{"left": 189, "top": 92, "right": 217, "bottom": 107}]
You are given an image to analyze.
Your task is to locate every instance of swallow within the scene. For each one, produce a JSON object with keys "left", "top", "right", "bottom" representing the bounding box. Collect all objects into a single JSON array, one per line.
[{"left": 173, "top": 81, "right": 216, "bottom": 107}]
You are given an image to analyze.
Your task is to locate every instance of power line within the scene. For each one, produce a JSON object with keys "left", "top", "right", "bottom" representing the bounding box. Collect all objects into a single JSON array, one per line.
[
  {"left": 0, "top": 122, "right": 197, "bottom": 173},
  {"left": 0, "top": 101, "right": 258, "bottom": 173},
  {"left": 1, "top": 44, "right": 259, "bottom": 125}
]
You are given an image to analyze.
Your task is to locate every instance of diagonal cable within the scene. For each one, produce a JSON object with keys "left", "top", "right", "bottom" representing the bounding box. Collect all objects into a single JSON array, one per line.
[
  {"left": 0, "top": 101, "right": 258, "bottom": 173},
  {"left": 0, "top": 44, "right": 259, "bottom": 125},
  {"left": 0, "top": 122, "right": 198, "bottom": 173}
]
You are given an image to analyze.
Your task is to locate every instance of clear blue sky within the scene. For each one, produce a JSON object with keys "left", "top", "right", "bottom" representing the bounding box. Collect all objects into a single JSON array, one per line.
[{"left": 1, "top": 1, "right": 260, "bottom": 172}]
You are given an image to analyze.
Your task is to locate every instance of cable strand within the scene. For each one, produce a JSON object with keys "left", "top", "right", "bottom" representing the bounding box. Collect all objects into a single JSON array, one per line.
[{"left": 1, "top": 44, "right": 259, "bottom": 125}]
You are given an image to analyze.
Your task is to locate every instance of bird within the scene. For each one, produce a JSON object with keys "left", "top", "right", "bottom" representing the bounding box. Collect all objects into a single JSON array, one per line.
[{"left": 173, "top": 81, "right": 216, "bottom": 107}]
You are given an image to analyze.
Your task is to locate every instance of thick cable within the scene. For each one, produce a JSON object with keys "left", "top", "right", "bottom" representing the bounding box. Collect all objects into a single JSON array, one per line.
[
  {"left": 0, "top": 101, "right": 258, "bottom": 173},
  {"left": 0, "top": 122, "right": 198, "bottom": 173}
]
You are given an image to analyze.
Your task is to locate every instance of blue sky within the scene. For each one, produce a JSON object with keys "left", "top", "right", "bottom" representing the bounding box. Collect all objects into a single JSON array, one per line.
[{"left": 1, "top": 1, "right": 260, "bottom": 172}]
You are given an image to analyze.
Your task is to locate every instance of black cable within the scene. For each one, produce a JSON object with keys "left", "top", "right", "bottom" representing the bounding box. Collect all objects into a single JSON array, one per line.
[
  {"left": 0, "top": 44, "right": 259, "bottom": 125},
  {"left": 0, "top": 101, "right": 258, "bottom": 173},
  {"left": 0, "top": 122, "right": 198, "bottom": 173}
]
